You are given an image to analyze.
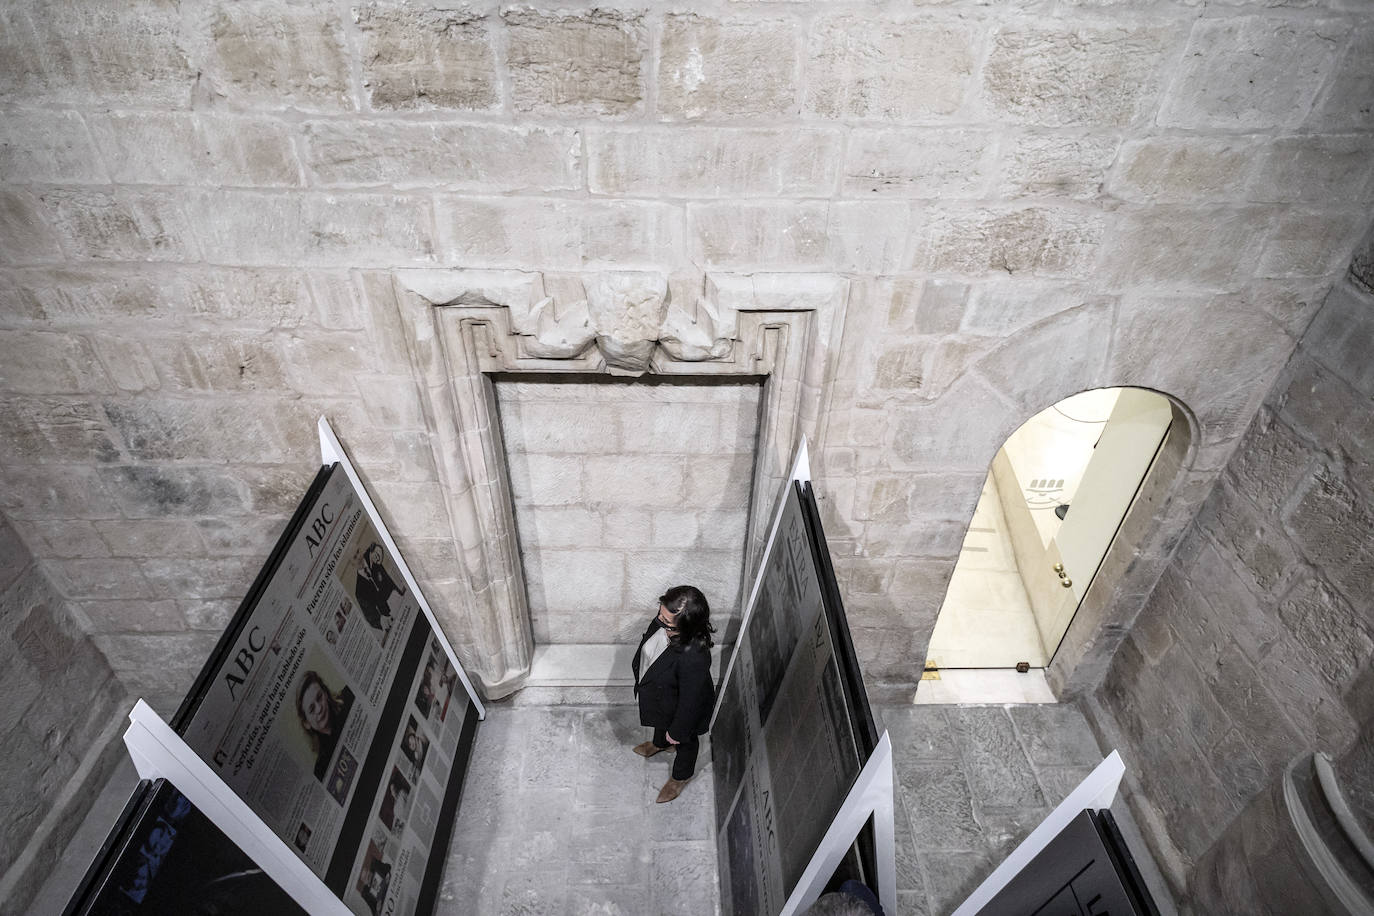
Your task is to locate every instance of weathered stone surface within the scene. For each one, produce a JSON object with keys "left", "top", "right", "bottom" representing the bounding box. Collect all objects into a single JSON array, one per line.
[
  {"left": 1158, "top": 18, "right": 1345, "bottom": 128},
  {"left": 1350, "top": 226, "right": 1374, "bottom": 294},
  {"left": 1251, "top": 134, "right": 1374, "bottom": 204},
  {"left": 0, "top": 0, "right": 193, "bottom": 106},
  {"left": 524, "top": 549, "right": 624, "bottom": 615},
  {"left": 506, "top": 454, "right": 582, "bottom": 507},
  {"left": 1103, "top": 206, "right": 1273, "bottom": 288},
  {"left": 139, "top": 334, "right": 286, "bottom": 392},
  {"left": 1222, "top": 281, "right": 1325, "bottom": 339},
  {"left": 437, "top": 198, "right": 678, "bottom": 270},
  {"left": 805, "top": 18, "right": 977, "bottom": 121},
  {"left": 911, "top": 206, "right": 1104, "bottom": 277},
  {"left": 845, "top": 129, "right": 994, "bottom": 198},
  {"left": 139, "top": 555, "right": 260, "bottom": 600},
  {"left": 22, "top": 519, "right": 111, "bottom": 560},
  {"left": 981, "top": 26, "right": 1175, "bottom": 127},
  {"left": 1258, "top": 209, "right": 1368, "bottom": 279},
  {"left": 658, "top": 14, "right": 797, "bottom": 120},
  {"left": 1274, "top": 354, "right": 1374, "bottom": 466},
  {"left": 1284, "top": 465, "right": 1374, "bottom": 602},
  {"left": 1298, "top": 282, "right": 1374, "bottom": 398},
  {"left": 505, "top": 9, "right": 646, "bottom": 116},
  {"left": 87, "top": 112, "right": 301, "bottom": 187},
  {"left": 0, "top": 192, "right": 63, "bottom": 265},
  {"left": 975, "top": 300, "right": 1113, "bottom": 414},
  {"left": 1278, "top": 572, "right": 1373, "bottom": 693},
  {"left": 39, "top": 190, "right": 199, "bottom": 262},
  {"left": 948, "top": 708, "right": 1046, "bottom": 809},
  {"left": 500, "top": 400, "right": 622, "bottom": 456},
  {"left": 826, "top": 201, "right": 913, "bottom": 274},
  {"left": 102, "top": 398, "right": 299, "bottom": 463},
  {"left": 1107, "top": 136, "right": 1262, "bottom": 202},
  {"left": 0, "top": 111, "right": 106, "bottom": 184},
  {"left": 302, "top": 121, "right": 579, "bottom": 191},
  {"left": 1008, "top": 704, "right": 1103, "bottom": 767},
  {"left": 582, "top": 457, "right": 685, "bottom": 509},
  {"left": 997, "top": 132, "right": 1118, "bottom": 200},
  {"left": 95, "top": 465, "right": 250, "bottom": 519},
  {"left": 1308, "top": 25, "right": 1374, "bottom": 130},
  {"left": 354, "top": 2, "right": 499, "bottom": 112},
  {"left": 1197, "top": 478, "right": 1300, "bottom": 600},
  {"left": 44, "top": 558, "right": 152, "bottom": 600},
  {"left": 5, "top": 266, "right": 315, "bottom": 328},
  {"left": 202, "top": 0, "right": 353, "bottom": 111},
  {"left": 689, "top": 201, "right": 828, "bottom": 269},
  {"left": 961, "top": 281, "right": 1103, "bottom": 337},
  {"left": 1227, "top": 409, "right": 1313, "bottom": 516},
  {"left": 890, "top": 378, "right": 1014, "bottom": 474},
  {"left": 899, "top": 761, "right": 986, "bottom": 851},
  {"left": 76, "top": 599, "right": 185, "bottom": 633},
  {"left": 588, "top": 128, "right": 838, "bottom": 198},
  {"left": 93, "top": 518, "right": 206, "bottom": 559},
  {"left": 0, "top": 466, "right": 123, "bottom": 520},
  {"left": 0, "top": 332, "right": 113, "bottom": 396},
  {"left": 195, "top": 516, "right": 289, "bottom": 556},
  {"left": 190, "top": 191, "right": 437, "bottom": 267}
]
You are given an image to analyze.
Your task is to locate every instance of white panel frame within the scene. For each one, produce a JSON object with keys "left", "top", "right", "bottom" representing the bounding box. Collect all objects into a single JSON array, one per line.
[
  {"left": 318, "top": 415, "right": 486, "bottom": 720},
  {"left": 950, "top": 750, "right": 1127, "bottom": 916},
  {"left": 779, "top": 730, "right": 898, "bottom": 916},
  {"left": 123, "top": 700, "right": 352, "bottom": 916}
]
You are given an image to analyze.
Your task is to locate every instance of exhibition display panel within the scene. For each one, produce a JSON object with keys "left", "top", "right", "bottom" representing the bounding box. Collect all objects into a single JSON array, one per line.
[
  {"left": 711, "top": 445, "right": 897, "bottom": 916},
  {"left": 66, "top": 419, "right": 484, "bottom": 916}
]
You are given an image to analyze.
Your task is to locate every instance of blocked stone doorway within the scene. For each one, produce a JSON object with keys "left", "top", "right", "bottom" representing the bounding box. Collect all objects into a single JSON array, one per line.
[
  {"left": 920, "top": 387, "right": 1181, "bottom": 703},
  {"left": 388, "top": 269, "right": 848, "bottom": 698},
  {"left": 494, "top": 374, "right": 762, "bottom": 690}
]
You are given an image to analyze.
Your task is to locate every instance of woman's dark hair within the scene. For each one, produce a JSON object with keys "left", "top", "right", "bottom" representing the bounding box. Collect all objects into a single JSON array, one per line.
[
  {"left": 296, "top": 670, "right": 344, "bottom": 749},
  {"left": 660, "top": 585, "right": 714, "bottom": 649}
]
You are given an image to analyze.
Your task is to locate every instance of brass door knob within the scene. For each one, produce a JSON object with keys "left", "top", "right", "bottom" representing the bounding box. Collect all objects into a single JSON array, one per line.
[
  {"left": 1052, "top": 563, "right": 1064, "bottom": 573},
  {"left": 1061, "top": 578, "right": 1073, "bottom": 588}
]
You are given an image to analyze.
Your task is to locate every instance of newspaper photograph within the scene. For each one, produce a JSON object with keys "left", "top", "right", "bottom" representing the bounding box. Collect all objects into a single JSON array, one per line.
[{"left": 337, "top": 635, "right": 468, "bottom": 916}]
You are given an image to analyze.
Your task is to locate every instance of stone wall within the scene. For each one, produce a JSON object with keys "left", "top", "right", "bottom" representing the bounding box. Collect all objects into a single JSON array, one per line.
[
  {"left": 0, "top": 512, "right": 128, "bottom": 914},
  {"left": 497, "top": 377, "right": 757, "bottom": 644},
  {"left": 0, "top": 0, "right": 1371, "bottom": 707},
  {"left": 1085, "top": 231, "right": 1374, "bottom": 903}
]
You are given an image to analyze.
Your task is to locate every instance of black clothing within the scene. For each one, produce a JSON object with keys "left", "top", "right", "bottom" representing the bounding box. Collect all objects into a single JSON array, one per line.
[
  {"left": 633, "top": 617, "right": 715, "bottom": 772},
  {"left": 355, "top": 563, "right": 403, "bottom": 630},
  {"left": 653, "top": 726, "right": 700, "bottom": 781}
]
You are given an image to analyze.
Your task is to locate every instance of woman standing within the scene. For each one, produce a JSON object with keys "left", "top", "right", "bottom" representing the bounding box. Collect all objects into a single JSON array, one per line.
[{"left": 631, "top": 585, "right": 716, "bottom": 803}]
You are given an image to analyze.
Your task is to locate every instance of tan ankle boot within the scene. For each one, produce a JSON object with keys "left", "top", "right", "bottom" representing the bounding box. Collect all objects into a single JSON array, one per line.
[
  {"left": 656, "top": 777, "right": 690, "bottom": 803},
  {"left": 633, "top": 740, "right": 670, "bottom": 758}
]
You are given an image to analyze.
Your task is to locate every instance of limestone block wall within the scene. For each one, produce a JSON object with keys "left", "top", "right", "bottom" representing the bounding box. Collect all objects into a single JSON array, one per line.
[
  {"left": 496, "top": 377, "right": 758, "bottom": 644},
  {"left": 0, "top": 0, "right": 1372, "bottom": 708},
  {"left": 0, "top": 512, "right": 127, "bottom": 913},
  {"left": 1085, "top": 233, "right": 1374, "bottom": 903}
]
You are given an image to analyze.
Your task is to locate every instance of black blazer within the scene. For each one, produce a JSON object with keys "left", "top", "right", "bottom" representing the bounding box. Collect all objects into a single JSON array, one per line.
[{"left": 632, "top": 618, "right": 714, "bottom": 738}]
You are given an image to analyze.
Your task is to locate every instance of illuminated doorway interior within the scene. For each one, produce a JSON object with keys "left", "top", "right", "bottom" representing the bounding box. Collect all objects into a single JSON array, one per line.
[{"left": 923, "top": 388, "right": 1174, "bottom": 684}]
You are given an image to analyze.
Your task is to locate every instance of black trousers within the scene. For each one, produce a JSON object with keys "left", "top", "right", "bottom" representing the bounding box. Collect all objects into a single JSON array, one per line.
[{"left": 652, "top": 727, "right": 699, "bottom": 780}]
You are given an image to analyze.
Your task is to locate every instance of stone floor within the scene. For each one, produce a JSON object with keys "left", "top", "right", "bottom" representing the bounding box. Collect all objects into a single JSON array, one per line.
[{"left": 36, "top": 698, "right": 1175, "bottom": 916}]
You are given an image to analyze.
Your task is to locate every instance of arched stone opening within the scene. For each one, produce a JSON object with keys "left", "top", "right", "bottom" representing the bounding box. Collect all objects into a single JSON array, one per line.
[{"left": 922, "top": 386, "right": 1200, "bottom": 701}]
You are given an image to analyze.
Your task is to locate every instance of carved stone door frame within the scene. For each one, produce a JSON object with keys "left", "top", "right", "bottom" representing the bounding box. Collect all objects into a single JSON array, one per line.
[{"left": 383, "top": 270, "right": 849, "bottom": 698}]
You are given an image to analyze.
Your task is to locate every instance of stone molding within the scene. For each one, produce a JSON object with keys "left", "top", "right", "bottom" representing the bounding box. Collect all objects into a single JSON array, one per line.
[{"left": 388, "top": 269, "right": 849, "bottom": 697}]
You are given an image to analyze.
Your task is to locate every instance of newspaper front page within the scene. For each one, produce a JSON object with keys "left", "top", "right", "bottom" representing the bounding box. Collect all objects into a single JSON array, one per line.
[{"left": 179, "top": 464, "right": 470, "bottom": 916}]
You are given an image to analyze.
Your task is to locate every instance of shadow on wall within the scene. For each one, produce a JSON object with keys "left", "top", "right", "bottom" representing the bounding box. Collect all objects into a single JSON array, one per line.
[{"left": 0, "top": 514, "right": 131, "bottom": 915}]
